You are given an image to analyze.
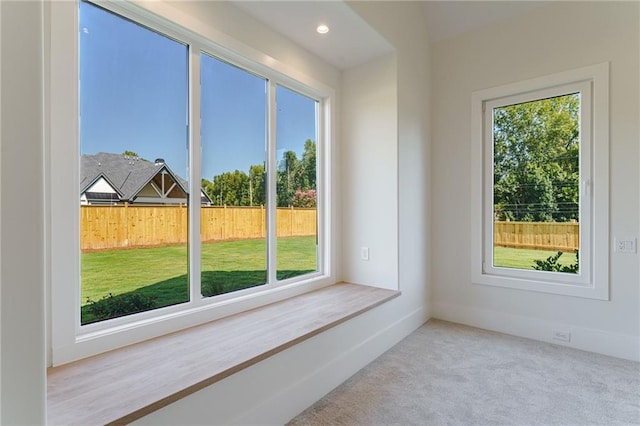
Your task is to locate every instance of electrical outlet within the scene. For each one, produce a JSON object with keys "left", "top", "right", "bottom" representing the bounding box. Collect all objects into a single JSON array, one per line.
[
  {"left": 553, "top": 330, "right": 571, "bottom": 342},
  {"left": 360, "top": 247, "right": 370, "bottom": 261},
  {"left": 614, "top": 238, "right": 637, "bottom": 254}
]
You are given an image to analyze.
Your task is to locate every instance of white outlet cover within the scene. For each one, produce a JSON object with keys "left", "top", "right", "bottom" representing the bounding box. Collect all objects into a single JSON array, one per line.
[
  {"left": 360, "top": 247, "right": 370, "bottom": 261},
  {"left": 614, "top": 238, "right": 637, "bottom": 253},
  {"left": 553, "top": 331, "right": 571, "bottom": 342}
]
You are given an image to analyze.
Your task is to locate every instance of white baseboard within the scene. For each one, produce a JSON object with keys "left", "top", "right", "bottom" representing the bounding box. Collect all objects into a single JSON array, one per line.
[
  {"left": 433, "top": 301, "right": 640, "bottom": 362},
  {"left": 233, "top": 305, "right": 429, "bottom": 425}
]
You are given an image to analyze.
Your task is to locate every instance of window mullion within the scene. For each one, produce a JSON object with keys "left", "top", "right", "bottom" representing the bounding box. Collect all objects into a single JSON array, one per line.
[
  {"left": 315, "top": 101, "right": 324, "bottom": 275},
  {"left": 189, "top": 45, "right": 202, "bottom": 304},
  {"left": 267, "top": 81, "right": 278, "bottom": 285},
  {"left": 484, "top": 101, "right": 495, "bottom": 271},
  {"left": 578, "top": 80, "right": 593, "bottom": 282}
]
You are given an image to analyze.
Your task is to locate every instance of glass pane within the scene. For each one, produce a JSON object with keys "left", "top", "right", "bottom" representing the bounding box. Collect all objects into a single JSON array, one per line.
[
  {"left": 275, "top": 85, "right": 318, "bottom": 280},
  {"left": 200, "top": 53, "right": 267, "bottom": 297},
  {"left": 492, "top": 93, "right": 580, "bottom": 273},
  {"left": 79, "top": 1, "right": 189, "bottom": 325}
]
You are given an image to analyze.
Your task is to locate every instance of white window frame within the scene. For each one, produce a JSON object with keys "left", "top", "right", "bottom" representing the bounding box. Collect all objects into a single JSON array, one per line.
[
  {"left": 48, "top": 0, "right": 336, "bottom": 365},
  {"left": 471, "top": 63, "right": 609, "bottom": 300}
]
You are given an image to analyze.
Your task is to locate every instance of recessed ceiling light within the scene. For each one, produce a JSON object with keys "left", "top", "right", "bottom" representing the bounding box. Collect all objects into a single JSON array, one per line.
[{"left": 316, "top": 24, "right": 329, "bottom": 34}]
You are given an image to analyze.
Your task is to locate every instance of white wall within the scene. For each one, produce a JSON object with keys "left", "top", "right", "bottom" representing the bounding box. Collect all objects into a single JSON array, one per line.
[
  {"left": 0, "top": 1, "right": 47, "bottom": 424},
  {"left": 341, "top": 53, "right": 398, "bottom": 289},
  {"left": 431, "top": 1, "right": 640, "bottom": 361},
  {"left": 347, "top": 1, "right": 431, "bottom": 304}
]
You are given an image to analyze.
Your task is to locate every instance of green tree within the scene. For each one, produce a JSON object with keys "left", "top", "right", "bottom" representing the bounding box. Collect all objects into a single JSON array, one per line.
[
  {"left": 248, "top": 164, "right": 266, "bottom": 206},
  {"left": 201, "top": 178, "right": 215, "bottom": 202},
  {"left": 301, "top": 139, "right": 317, "bottom": 191},
  {"left": 211, "top": 170, "right": 250, "bottom": 206},
  {"left": 277, "top": 150, "right": 301, "bottom": 207},
  {"left": 275, "top": 141, "right": 317, "bottom": 207},
  {"left": 493, "top": 94, "right": 579, "bottom": 222},
  {"left": 208, "top": 141, "right": 316, "bottom": 208}
]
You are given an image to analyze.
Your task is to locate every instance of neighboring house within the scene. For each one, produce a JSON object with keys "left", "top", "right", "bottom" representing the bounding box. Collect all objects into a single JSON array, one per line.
[{"left": 80, "top": 152, "right": 211, "bottom": 205}]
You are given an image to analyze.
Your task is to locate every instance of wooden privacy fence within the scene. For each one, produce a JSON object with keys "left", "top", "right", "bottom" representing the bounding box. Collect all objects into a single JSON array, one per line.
[
  {"left": 81, "top": 205, "right": 317, "bottom": 251},
  {"left": 493, "top": 221, "right": 579, "bottom": 252}
]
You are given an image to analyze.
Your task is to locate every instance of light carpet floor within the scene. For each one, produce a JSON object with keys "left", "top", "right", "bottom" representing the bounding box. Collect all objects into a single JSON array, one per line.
[{"left": 288, "top": 319, "right": 640, "bottom": 426}]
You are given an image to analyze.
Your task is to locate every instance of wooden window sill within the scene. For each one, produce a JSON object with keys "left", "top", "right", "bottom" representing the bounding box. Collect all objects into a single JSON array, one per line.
[{"left": 47, "top": 282, "right": 400, "bottom": 425}]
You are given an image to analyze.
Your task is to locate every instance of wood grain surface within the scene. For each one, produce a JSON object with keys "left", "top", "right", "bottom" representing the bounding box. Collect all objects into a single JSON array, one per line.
[{"left": 47, "top": 283, "right": 400, "bottom": 425}]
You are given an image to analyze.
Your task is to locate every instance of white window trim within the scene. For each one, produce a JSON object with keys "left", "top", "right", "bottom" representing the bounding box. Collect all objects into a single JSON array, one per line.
[
  {"left": 471, "top": 63, "right": 609, "bottom": 300},
  {"left": 48, "top": 0, "right": 336, "bottom": 366}
]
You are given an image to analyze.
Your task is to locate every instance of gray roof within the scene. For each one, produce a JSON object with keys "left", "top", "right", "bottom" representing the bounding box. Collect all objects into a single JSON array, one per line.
[{"left": 80, "top": 152, "right": 188, "bottom": 201}]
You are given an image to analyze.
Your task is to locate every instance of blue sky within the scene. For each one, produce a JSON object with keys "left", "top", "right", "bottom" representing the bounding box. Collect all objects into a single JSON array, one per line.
[{"left": 79, "top": 1, "right": 316, "bottom": 180}]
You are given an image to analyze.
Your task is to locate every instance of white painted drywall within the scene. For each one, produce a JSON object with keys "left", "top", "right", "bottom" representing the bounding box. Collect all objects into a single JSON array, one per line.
[
  {"left": 0, "top": 0, "right": 47, "bottom": 424},
  {"left": 341, "top": 53, "right": 398, "bottom": 289},
  {"left": 431, "top": 1, "right": 640, "bottom": 361},
  {"left": 347, "top": 1, "right": 431, "bottom": 310}
]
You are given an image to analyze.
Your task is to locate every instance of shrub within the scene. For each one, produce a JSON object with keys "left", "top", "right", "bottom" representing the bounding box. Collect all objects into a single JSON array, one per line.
[
  {"left": 291, "top": 189, "right": 317, "bottom": 208},
  {"left": 85, "top": 292, "right": 157, "bottom": 322},
  {"left": 533, "top": 250, "right": 579, "bottom": 273}
]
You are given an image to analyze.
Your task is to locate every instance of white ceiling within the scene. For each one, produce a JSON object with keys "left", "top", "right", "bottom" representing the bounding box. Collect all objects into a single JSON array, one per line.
[
  {"left": 230, "top": 1, "right": 394, "bottom": 70},
  {"left": 422, "top": 1, "right": 548, "bottom": 43},
  {"left": 229, "top": 1, "right": 548, "bottom": 70}
]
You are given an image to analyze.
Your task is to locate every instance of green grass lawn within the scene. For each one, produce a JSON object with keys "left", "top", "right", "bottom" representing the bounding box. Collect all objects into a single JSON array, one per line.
[
  {"left": 81, "top": 236, "right": 317, "bottom": 324},
  {"left": 493, "top": 247, "right": 576, "bottom": 270}
]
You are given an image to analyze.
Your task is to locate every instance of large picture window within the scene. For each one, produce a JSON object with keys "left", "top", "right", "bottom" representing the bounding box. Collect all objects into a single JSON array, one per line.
[
  {"left": 49, "top": 0, "right": 333, "bottom": 364},
  {"left": 471, "top": 64, "right": 609, "bottom": 299}
]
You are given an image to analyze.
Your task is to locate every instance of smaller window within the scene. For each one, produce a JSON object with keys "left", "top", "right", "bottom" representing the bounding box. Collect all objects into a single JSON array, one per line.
[{"left": 471, "top": 63, "right": 609, "bottom": 299}]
